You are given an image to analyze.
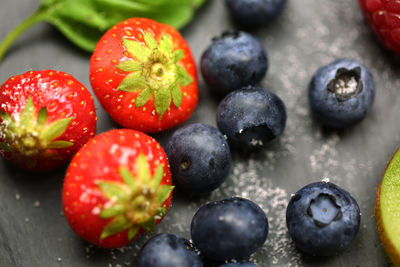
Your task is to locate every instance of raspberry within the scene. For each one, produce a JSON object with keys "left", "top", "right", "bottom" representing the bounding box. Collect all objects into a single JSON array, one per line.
[{"left": 358, "top": 0, "right": 400, "bottom": 54}]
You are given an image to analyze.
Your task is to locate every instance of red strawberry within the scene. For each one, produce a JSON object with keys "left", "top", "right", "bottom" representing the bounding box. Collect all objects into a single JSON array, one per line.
[
  {"left": 62, "top": 129, "right": 174, "bottom": 248},
  {"left": 0, "top": 70, "right": 97, "bottom": 171},
  {"left": 89, "top": 18, "right": 198, "bottom": 133},
  {"left": 358, "top": 0, "right": 400, "bottom": 54}
]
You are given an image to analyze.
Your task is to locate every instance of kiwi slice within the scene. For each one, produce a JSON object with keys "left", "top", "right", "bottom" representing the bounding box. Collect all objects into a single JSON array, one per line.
[{"left": 376, "top": 148, "right": 400, "bottom": 266}]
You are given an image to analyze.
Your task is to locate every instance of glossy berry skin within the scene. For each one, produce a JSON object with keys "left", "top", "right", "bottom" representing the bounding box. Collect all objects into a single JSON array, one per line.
[
  {"left": 90, "top": 18, "right": 198, "bottom": 133},
  {"left": 191, "top": 197, "right": 268, "bottom": 261},
  {"left": 62, "top": 129, "right": 173, "bottom": 248},
  {"left": 217, "top": 86, "right": 286, "bottom": 150},
  {"left": 138, "top": 233, "right": 203, "bottom": 267},
  {"left": 166, "top": 123, "right": 231, "bottom": 195},
  {"left": 200, "top": 31, "right": 268, "bottom": 96},
  {"left": 286, "top": 182, "right": 361, "bottom": 256},
  {"left": 219, "top": 263, "right": 258, "bottom": 267},
  {"left": 309, "top": 58, "right": 375, "bottom": 128},
  {"left": 225, "top": 0, "right": 288, "bottom": 27},
  {"left": 358, "top": 0, "right": 400, "bottom": 54},
  {"left": 0, "top": 70, "right": 96, "bottom": 171}
]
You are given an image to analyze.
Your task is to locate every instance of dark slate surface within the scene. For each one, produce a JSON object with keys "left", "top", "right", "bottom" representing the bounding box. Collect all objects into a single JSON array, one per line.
[{"left": 0, "top": 0, "right": 399, "bottom": 266}]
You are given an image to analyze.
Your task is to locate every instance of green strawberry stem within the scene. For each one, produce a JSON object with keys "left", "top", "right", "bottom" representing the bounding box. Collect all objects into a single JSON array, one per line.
[
  {"left": 116, "top": 32, "right": 193, "bottom": 118},
  {"left": 0, "top": 9, "right": 47, "bottom": 62},
  {"left": 97, "top": 154, "right": 174, "bottom": 240},
  {"left": 0, "top": 96, "right": 74, "bottom": 157}
]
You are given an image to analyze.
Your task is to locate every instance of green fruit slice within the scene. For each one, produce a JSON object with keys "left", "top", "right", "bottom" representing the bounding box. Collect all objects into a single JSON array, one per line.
[{"left": 376, "top": 148, "right": 400, "bottom": 266}]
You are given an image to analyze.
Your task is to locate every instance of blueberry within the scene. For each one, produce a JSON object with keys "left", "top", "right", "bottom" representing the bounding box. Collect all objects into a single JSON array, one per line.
[
  {"left": 216, "top": 86, "right": 286, "bottom": 150},
  {"left": 286, "top": 182, "right": 361, "bottom": 256},
  {"left": 166, "top": 123, "right": 231, "bottom": 195},
  {"left": 225, "top": 0, "right": 288, "bottom": 27},
  {"left": 219, "top": 263, "right": 259, "bottom": 267},
  {"left": 200, "top": 31, "right": 268, "bottom": 95},
  {"left": 191, "top": 197, "right": 268, "bottom": 261},
  {"left": 309, "top": 58, "right": 375, "bottom": 128},
  {"left": 138, "top": 233, "right": 203, "bottom": 267}
]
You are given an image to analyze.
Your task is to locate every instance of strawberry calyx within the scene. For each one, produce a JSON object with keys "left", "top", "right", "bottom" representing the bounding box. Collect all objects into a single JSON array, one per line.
[
  {"left": 0, "top": 96, "right": 73, "bottom": 157},
  {"left": 116, "top": 32, "right": 193, "bottom": 118},
  {"left": 96, "top": 153, "right": 174, "bottom": 241}
]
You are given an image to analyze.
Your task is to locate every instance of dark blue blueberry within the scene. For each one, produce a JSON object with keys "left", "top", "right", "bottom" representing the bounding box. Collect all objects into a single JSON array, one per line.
[
  {"left": 200, "top": 31, "right": 268, "bottom": 95},
  {"left": 225, "top": 0, "right": 288, "bottom": 27},
  {"left": 286, "top": 182, "right": 361, "bottom": 256},
  {"left": 309, "top": 58, "right": 375, "bottom": 128},
  {"left": 216, "top": 86, "right": 286, "bottom": 150},
  {"left": 138, "top": 233, "right": 203, "bottom": 267},
  {"left": 166, "top": 123, "right": 231, "bottom": 195},
  {"left": 219, "top": 263, "right": 259, "bottom": 267},
  {"left": 191, "top": 197, "right": 268, "bottom": 261}
]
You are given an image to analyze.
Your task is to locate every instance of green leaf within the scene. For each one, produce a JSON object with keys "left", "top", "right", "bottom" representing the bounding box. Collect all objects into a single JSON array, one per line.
[
  {"left": 128, "top": 225, "right": 139, "bottom": 240},
  {"left": 117, "top": 72, "right": 147, "bottom": 92},
  {"left": 192, "top": 0, "right": 207, "bottom": 8},
  {"left": 152, "top": 164, "right": 164, "bottom": 188},
  {"left": 0, "top": 111, "right": 11, "bottom": 121},
  {"left": 135, "top": 88, "right": 152, "bottom": 108},
  {"left": 144, "top": 32, "right": 158, "bottom": 50},
  {"left": 157, "top": 206, "right": 167, "bottom": 217},
  {"left": 119, "top": 166, "right": 137, "bottom": 190},
  {"left": 171, "top": 85, "right": 182, "bottom": 108},
  {"left": 0, "top": 111, "right": 14, "bottom": 127},
  {"left": 36, "top": 107, "right": 48, "bottom": 131},
  {"left": 39, "top": 117, "right": 73, "bottom": 145},
  {"left": 157, "top": 185, "right": 174, "bottom": 205},
  {"left": 159, "top": 35, "right": 173, "bottom": 55},
  {"left": 0, "top": 142, "right": 11, "bottom": 152},
  {"left": 123, "top": 38, "right": 151, "bottom": 63},
  {"left": 0, "top": 0, "right": 208, "bottom": 63},
  {"left": 136, "top": 154, "right": 151, "bottom": 184},
  {"left": 97, "top": 181, "right": 130, "bottom": 202},
  {"left": 20, "top": 96, "right": 35, "bottom": 130},
  {"left": 141, "top": 218, "right": 155, "bottom": 233},
  {"left": 48, "top": 0, "right": 109, "bottom": 30},
  {"left": 177, "top": 65, "right": 193, "bottom": 87},
  {"left": 47, "top": 140, "right": 73, "bottom": 149},
  {"left": 100, "top": 215, "right": 131, "bottom": 240},
  {"left": 0, "top": 111, "right": 16, "bottom": 138},
  {"left": 151, "top": 5, "right": 193, "bottom": 35},
  {"left": 154, "top": 86, "right": 171, "bottom": 118},
  {"left": 173, "top": 50, "right": 184, "bottom": 63},
  {"left": 116, "top": 61, "right": 142, "bottom": 72},
  {"left": 100, "top": 204, "right": 125, "bottom": 219},
  {"left": 45, "top": 14, "right": 102, "bottom": 52}
]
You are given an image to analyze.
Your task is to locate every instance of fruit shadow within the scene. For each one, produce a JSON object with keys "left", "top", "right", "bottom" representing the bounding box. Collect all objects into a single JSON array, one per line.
[
  {"left": 308, "top": 111, "right": 360, "bottom": 140},
  {"left": 299, "top": 243, "right": 367, "bottom": 267},
  {"left": 78, "top": 240, "right": 120, "bottom": 263},
  {"left": 0, "top": 158, "right": 66, "bottom": 197},
  {"left": 75, "top": 238, "right": 146, "bottom": 266},
  {"left": 228, "top": 138, "right": 284, "bottom": 163},
  {"left": 96, "top": 108, "right": 122, "bottom": 134},
  {"left": 171, "top": 184, "right": 213, "bottom": 202}
]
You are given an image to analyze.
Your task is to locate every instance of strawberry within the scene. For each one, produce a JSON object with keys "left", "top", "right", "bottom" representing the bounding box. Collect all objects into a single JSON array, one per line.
[
  {"left": 0, "top": 70, "right": 97, "bottom": 171},
  {"left": 62, "top": 129, "right": 174, "bottom": 248},
  {"left": 89, "top": 18, "right": 198, "bottom": 133},
  {"left": 358, "top": 0, "right": 400, "bottom": 54}
]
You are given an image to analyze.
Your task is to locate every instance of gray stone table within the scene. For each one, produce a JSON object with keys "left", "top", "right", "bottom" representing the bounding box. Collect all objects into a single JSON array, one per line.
[{"left": 0, "top": 0, "right": 399, "bottom": 266}]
